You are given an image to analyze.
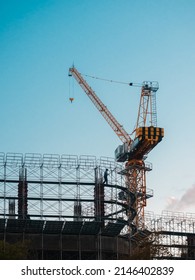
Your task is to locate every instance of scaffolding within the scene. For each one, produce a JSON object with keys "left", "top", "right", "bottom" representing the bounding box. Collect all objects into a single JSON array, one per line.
[
  {"left": 0, "top": 153, "right": 131, "bottom": 223},
  {"left": 145, "top": 211, "right": 195, "bottom": 259},
  {"left": 0, "top": 152, "right": 142, "bottom": 259},
  {"left": 1, "top": 153, "right": 195, "bottom": 259}
]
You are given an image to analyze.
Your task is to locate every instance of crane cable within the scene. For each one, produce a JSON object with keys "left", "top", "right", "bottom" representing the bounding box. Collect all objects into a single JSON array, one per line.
[
  {"left": 69, "top": 75, "right": 74, "bottom": 103},
  {"left": 82, "top": 73, "right": 142, "bottom": 87}
]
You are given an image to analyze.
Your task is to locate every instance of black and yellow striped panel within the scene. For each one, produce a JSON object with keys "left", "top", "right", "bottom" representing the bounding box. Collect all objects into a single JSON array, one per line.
[{"left": 136, "top": 127, "right": 164, "bottom": 141}]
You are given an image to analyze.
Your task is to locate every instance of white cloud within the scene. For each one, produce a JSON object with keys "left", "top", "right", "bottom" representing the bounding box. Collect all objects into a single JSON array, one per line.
[{"left": 165, "top": 184, "right": 195, "bottom": 212}]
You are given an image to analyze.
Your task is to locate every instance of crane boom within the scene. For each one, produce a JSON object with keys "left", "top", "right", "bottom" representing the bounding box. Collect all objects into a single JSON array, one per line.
[{"left": 69, "top": 66, "right": 132, "bottom": 145}]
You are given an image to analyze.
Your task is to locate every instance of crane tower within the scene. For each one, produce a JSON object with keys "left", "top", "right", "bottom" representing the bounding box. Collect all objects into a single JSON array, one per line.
[{"left": 68, "top": 66, "right": 164, "bottom": 234}]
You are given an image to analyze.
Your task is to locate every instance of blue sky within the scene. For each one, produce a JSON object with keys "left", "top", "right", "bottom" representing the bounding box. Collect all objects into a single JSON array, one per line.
[{"left": 1, "top": 0, "right": 195, "bottom": 215}]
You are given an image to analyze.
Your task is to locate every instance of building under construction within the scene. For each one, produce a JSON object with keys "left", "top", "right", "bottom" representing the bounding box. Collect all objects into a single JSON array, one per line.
[
  {"left": 0, "top": 152, "right": 195, "bottom": 259},
  {"left": 0, "top": 152, "right": 138, "bottom": 259},
  {"left": 0, "top": 67, "right": 194, "bottom": 259}
]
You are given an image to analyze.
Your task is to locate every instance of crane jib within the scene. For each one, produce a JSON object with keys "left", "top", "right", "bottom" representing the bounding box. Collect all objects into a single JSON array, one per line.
[{"left": 69, "top": 67, "right": 132, "bottom": 145}]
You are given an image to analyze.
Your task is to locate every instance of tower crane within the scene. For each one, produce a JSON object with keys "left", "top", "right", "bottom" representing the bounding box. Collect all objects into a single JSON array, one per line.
[{"left": 68, "top": 66, "right": 164, "bottom": 233}]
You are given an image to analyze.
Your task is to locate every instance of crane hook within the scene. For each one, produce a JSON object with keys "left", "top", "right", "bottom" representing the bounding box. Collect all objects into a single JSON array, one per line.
[{"left": 69, "top": 97, "right": 74, "bottom": 103}]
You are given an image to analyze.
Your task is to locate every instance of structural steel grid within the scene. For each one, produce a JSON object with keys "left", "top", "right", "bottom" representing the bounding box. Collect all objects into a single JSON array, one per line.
[
  {"left": 1, "top": 152, "right": 147, "bottom": 259},
  {"left": 145, "top": 210, "right": 195, "bottom": 259},
  {"left": 0, "top": 152, "right": 133, "bottom": 227}
]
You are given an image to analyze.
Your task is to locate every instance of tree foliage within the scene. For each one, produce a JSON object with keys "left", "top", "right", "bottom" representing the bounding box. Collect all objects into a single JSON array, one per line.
[
  {"left": 0, "top": 240, "right": 30, "bottom": 260},
  {"left": 127, "top": 232, "right": 172, "bottom": 260}
]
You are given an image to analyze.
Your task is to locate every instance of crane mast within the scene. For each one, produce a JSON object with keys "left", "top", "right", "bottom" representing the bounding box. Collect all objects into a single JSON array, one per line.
[{"left": 68, "top": 66, "right": 164, "bottom": 233}]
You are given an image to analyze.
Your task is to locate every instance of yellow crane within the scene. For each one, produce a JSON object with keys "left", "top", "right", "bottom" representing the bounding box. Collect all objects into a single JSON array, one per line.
[{"left": 68, "top": 66, "right": 164, "bottom": 234}]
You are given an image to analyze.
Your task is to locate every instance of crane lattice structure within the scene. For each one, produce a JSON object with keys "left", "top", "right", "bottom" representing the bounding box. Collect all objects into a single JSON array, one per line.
[{"left": 68, "top": 66, "right": 164, "bottom": 235}]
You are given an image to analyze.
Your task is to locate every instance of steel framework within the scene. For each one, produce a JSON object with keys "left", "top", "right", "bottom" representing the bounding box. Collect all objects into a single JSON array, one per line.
[
  {"left": 144, "top": 211, "right": 195, "bottom": 259},
  {"left": 0, "top": 152, "right": 152, "bottom": 230},
  {"left": 1, "top": 152, "right": 195, "bottom": 259}
]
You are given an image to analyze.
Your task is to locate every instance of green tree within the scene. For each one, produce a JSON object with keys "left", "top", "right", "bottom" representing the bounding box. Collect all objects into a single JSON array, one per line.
[{"left": 123, "top": 232, "right": 172, "bottom": 260}]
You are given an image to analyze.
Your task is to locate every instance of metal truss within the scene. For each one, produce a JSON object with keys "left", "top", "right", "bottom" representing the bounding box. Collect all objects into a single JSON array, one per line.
[
  {"left": 0, "top": 153, "right": 132, "bottom": 227},
  {"left": 145, "top": 211, "right": 195, "bottom": 259}
]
